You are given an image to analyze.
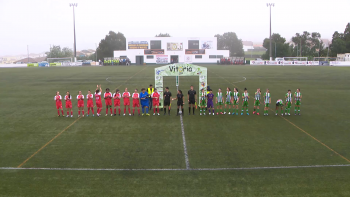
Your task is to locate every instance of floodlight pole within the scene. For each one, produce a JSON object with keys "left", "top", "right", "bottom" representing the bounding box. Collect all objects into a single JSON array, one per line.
[
  {"left": 267, "top": 3, "right": 274, "bottom": 61},
  {"left": 70, "top": 3, "right": 77, "bottom": 62}
]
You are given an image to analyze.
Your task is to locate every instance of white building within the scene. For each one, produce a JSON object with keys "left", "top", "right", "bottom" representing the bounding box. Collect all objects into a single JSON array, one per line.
[
  {"left": 242, "top": 41, "right": 254, "bottom": 52},
  {"left": 114, "top": 37, "right": 229, "bottom": 64}
]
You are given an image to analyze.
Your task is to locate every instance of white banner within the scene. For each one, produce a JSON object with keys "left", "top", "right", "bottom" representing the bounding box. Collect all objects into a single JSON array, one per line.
[
  {"left": 184, "top": 55, "right": 193, "bottom": 63},
  {"left": 265, "top": 61, "right": 279, "bottom": 65},
  {"left": 156, "top": 55, "right": 168, "bottom": 64},
  {"left": 61, "top": 62, "right": 83, "bottom": 66},
  {"left": 293, "top": 61, "right": 308, "bottom": 65},
  {"left": 250, "top": 60, "right": 265, "bottom": 65},
  {"left": 330, "top": 61, "right": 350, "bottom": 66}
]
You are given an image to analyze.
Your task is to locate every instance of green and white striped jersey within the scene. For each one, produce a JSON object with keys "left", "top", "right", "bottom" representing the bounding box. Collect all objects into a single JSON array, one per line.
[
  {"left": 200, "top": 92, "right": 206, "bottom": 101},
  {"left": 255, "top": 92, "right": 261, "bottom": 101},
  {"left": 295, "top": 92, "right": 302, "bottom": 101},
  {"left": 242, "top": 92, "right": 249, "bottom": 101},
  {"left": 264, "top": 92, "right": 271, "bottom": 103},
  {"left": 233, "top": 92, "right": 239, "bottom": 101},
  {"left": 226, "top": 91, "right": 232, "bottom": 102},
  {"left": 217, "top": 92, "right": 223, "bottom": 102},
  {"left": 285, "top": 92, "right": 292, "bottom": 102}
]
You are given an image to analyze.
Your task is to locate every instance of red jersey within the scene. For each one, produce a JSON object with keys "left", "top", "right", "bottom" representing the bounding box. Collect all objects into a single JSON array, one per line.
[
  {"left": 95, "top": 92, "right": 102, "bottom": 103},
  {"left": 77, "top": 94, "right": 84, "bottom": 108},
  {"left": 151, "top": 92, "right": 160, "bottom": 103},
  {"left": 132, "top": 93, "right": 140, "bottom": 107},
  {"left": 122, "top": 92, "right": 130, "bottom": 105},
  {"left": 86, "top": 94, "right": 94, "bottom": 107},
  {"left": 65, "top": 95, "right": 72, "bottom": 108},
  {"left": 104, "top": 92, "right": 112, "bottom": 101},
  {"left": 132, "top": 93, "right": 139, "bottom": 100},
  {"left": 113, "top": 93, "right": 121, "bottom": 107},
  {"left": 54, "top": 95, "right": 62, "bottom": 104}
]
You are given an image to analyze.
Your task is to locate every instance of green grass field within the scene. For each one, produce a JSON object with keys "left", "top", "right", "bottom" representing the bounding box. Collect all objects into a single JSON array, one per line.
[{"left": 1, "top": 65, "right": 350, "bottom": 196}]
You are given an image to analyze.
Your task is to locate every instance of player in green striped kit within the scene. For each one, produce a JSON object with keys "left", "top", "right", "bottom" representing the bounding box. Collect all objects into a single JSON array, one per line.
[
  {"left": 294, "top": 88, "right": 302, "bottom": 115},
  {"left": 241, "top": 88, "right": 250, "bottom": 115},
  {"left": 224, "top": 87, "right": 233, "bottom": 115},
  {"left": 284, "top": 89, "right": 292, "bottom": 116},
  {"left": 263, "top": 89, "right": 271, "bottom": 116},
  {"left": 199, "top": 88, "right": 206, "bottom": 115},
  {"left": 253, "top": 88, "right": 261, "bottom": 115},
  {"left": 276, "top": 99, "right": 284, "bottom": 116},
  {"left": 232, "top": 88, "right": 240, "bottom": 115},
  {"left": 216, "top": 88, "right": 224, "bottom": 115}
]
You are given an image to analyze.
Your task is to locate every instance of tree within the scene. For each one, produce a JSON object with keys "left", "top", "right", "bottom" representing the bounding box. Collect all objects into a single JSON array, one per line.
[
  {"left": 262, "top": 33, "right": 291, "bottom": 60},
  {"left": 292, "top": 31, "right": 310, "bottom": 57},
  {"left": 155, "top": 33, "right": 171, "bottom": 37},
  {"left": 45, "top": 45, "right": 73, "bottom": 58},
  {"left": 96, "top": 31, "right": 126, "bottom": 60},
  {"left": 329, "top": 23, "right": 350, "bottom": 57},
  {"left": 215, "top": 32, "right": 244, "bottom": 57}
]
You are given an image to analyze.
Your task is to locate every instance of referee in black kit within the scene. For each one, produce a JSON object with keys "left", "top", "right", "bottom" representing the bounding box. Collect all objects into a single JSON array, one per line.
[
  {"left": 188, "top": 85, "right": 196, "bottom": 115},
  {"left": 163, "top": 87, "right": 172, "bottom": 115}
]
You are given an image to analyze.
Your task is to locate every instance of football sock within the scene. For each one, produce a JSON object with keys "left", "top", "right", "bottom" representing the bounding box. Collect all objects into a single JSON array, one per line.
[
  {"left": 246, "top": 109, "right": 248, "bottom": 113},
  {"left": 114, "top": 108, "right": 117, "bottom": 114},
  {"left": 298, "top": 107, "right": 300, "bottom": 112},
  {"left": 128, "top": 108, "right": 131, "bottom": 114},
  {"left": 71, "top": 111, "right": 73, "bottom": 115},
  {"left": 224, "top": 109, "right": 226, "bottom": 112},
  {"left": 253, "top": 108, "right": 256, "bottom": 112},
  {"left": 146, "top": 107, "right": 149, "bottom": 113},
  {"left": 157, "top": 108, "right": 159, "bottom": 113},
  {"left": 67, "top": 111, "right": 69, "bottom": 115},
  {"left": 82, "top": 110, "right": 84, "bottom": 115},
  {"left": 78, "top": 110, "right": 81, "bottom": 115},
  {"left": 189, "top": 107, "right": 191, "bottom": 113},
  {"left": 88, "top": 109, "right": 90, "bottom": 115},
  {"left": 154, "top": 108, "right": 156, "bottom": 113},
  {"left": 106, "top": 109, "right": 108, "bottom": 114},
  {"left": 57, "top": 110, "right": 60, "bottom": 115},
  {"left": 142, "top": 107, "right": 145, "bottom": 114},
  {"left": 257, "top": 108, "right": 259, "bottom": 113},
  {"left": 295, "top": 107, "right": 297, "bottom": 113},
  {"left": 124, "top": 108, "right": 126, "bottom": 114},
  {"left": 177, "top": 109, "right": 179, "bottom": 114},
  {"left": 164, "top": 108, "right": 167, "bottom": 113},
  {"left": 61, "top": 110, "right": 64, "bottom": 115},
  {"left": 110, "top": 108, "right": 112, "bottom": 114},
  {"left": 118, "top": 108, "right": 121, "bottom": 114},
  {"left": 91, "top": 108, "right": 94, "bottom": 114},
  {"left": 276, "top": 109, "right": 278, "bottom": 114}
]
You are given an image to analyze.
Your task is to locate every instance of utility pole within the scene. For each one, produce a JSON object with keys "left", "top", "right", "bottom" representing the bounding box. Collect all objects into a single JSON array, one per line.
[
  {"left": 267, "top": 3, "right": 274, "bottom": 60},
  {"left": 70, "top": 3, "right": 78, "bottom": 62},
  {"left": 27, "top": 45, "right": 29, "bottom": 63}
]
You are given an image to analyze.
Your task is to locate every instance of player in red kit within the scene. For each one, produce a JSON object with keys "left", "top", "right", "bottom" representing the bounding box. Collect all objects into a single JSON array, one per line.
[
  {"left": 122, "top": 88, "right": 131, "bottom": 116},
  {"left": 76, "top": 91, "right": 85, "bottom": 117},
  {"left": 65, "top": 91, "right": 73, "bottom": 117},
  {"left": 104, "top": 88, "right": 113, "bottom": 116},
  {"left": 54, "top": 91, "right": 64, "bottom": 117},
  {"left": 151, "top": 88, "right": 160, "bottom": 115},
  {"left": 86, "top": 90, "right": 95, "bottom": 117},
  {"left": 132, "top": 89, "right": 141, "bottom": 116},
  {"left": 113, "top": 89, "right": 121, "bottom": 116},
  {"left": 95, "top": 85, "right": 103, "bottom": 117}
]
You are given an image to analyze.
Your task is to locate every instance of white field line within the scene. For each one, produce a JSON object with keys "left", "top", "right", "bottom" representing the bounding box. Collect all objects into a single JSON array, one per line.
[
  {"left": 1, "top": 164, "right": 350, "bottom": 171},
  {"left": 180, "top": 115, "right": 190, "bottom": 169}
]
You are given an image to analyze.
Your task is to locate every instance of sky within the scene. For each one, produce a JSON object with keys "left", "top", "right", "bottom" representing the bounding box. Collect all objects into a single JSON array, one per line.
[{"left": 0, "top": 0, "right": 349, "bottom": 56}]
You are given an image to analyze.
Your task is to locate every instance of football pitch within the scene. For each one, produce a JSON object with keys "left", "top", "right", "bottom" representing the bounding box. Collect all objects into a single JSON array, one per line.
[{"left": 1, "top": 65, "right": 350, "bottom": 196}]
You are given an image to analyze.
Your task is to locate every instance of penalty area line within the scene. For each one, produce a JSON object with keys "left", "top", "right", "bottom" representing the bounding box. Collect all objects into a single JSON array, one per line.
[
  {"left": 180, "top": 115, "right": 190, "bottom": 169},
  {"left": 1, "top": 164, "right": 350, "bottom": 171}
]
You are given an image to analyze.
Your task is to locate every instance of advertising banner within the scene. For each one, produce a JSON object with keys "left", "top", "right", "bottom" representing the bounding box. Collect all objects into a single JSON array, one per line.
[
  {"left": 293, "top": 61, "right": 308, "bottom": 65},
  {"left": 144, "top": 49, "right": 164, "bottom": 55},
  {"left": 250, "top": 60, "right": 265, "bottom": 65},
  {"left": 185, "top": 49, "right": 205, "bottom": 55},
  {"left": 330, "top": 61, "right": 350, "bottom": 66},
  {"left": 155, "top": 75, "right": 163, "bottom": 106},
  {"left": 128, "top": 41, "right": 148, "bottom": 49},
  {"left": 201, "top": 41, "right": 213, "bottom": 49},
  {"left": 265, "top": 61, "right": 279, "bottom": 65},
  {"left": 283, "top": 61, "right": 293, "bottom": 65},
  {"left": 184, "top": 55, "right": 193, "bottom": 63},
  {"left": 61, "top": 62, "right": 83, "bottom": 66},
  {"left": 307, "top": 61, "right": 319, "bottom": 65},
  {"left": 167, "top": 43, "right": 183, "bottom": 51},
  {"left": 156, "top": 55, "right": 168, "bottom": 64}
]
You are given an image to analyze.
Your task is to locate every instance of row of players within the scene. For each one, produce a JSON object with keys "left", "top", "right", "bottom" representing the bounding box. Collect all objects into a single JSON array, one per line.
[{"left": 54, "top": 85, "right": 302, "bottom": 117}]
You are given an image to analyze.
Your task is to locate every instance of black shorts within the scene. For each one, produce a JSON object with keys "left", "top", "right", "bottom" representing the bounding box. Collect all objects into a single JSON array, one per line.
[
  {"left": 189, "top": 99, "right": 195, "bottom": 104},
  {"left": 177, "top": 101, "right": 183, "bottom": 106},
  {"left": 164, "top": 100, "right": 170, "bottom": 106},
  {"left": 276, "top": 103, "right": 281, "bottom": 107}
]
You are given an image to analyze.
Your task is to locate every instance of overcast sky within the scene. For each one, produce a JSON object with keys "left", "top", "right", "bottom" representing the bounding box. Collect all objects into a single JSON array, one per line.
[{"left": 0, "top": 0, "right": 349, "bottom": 56}]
